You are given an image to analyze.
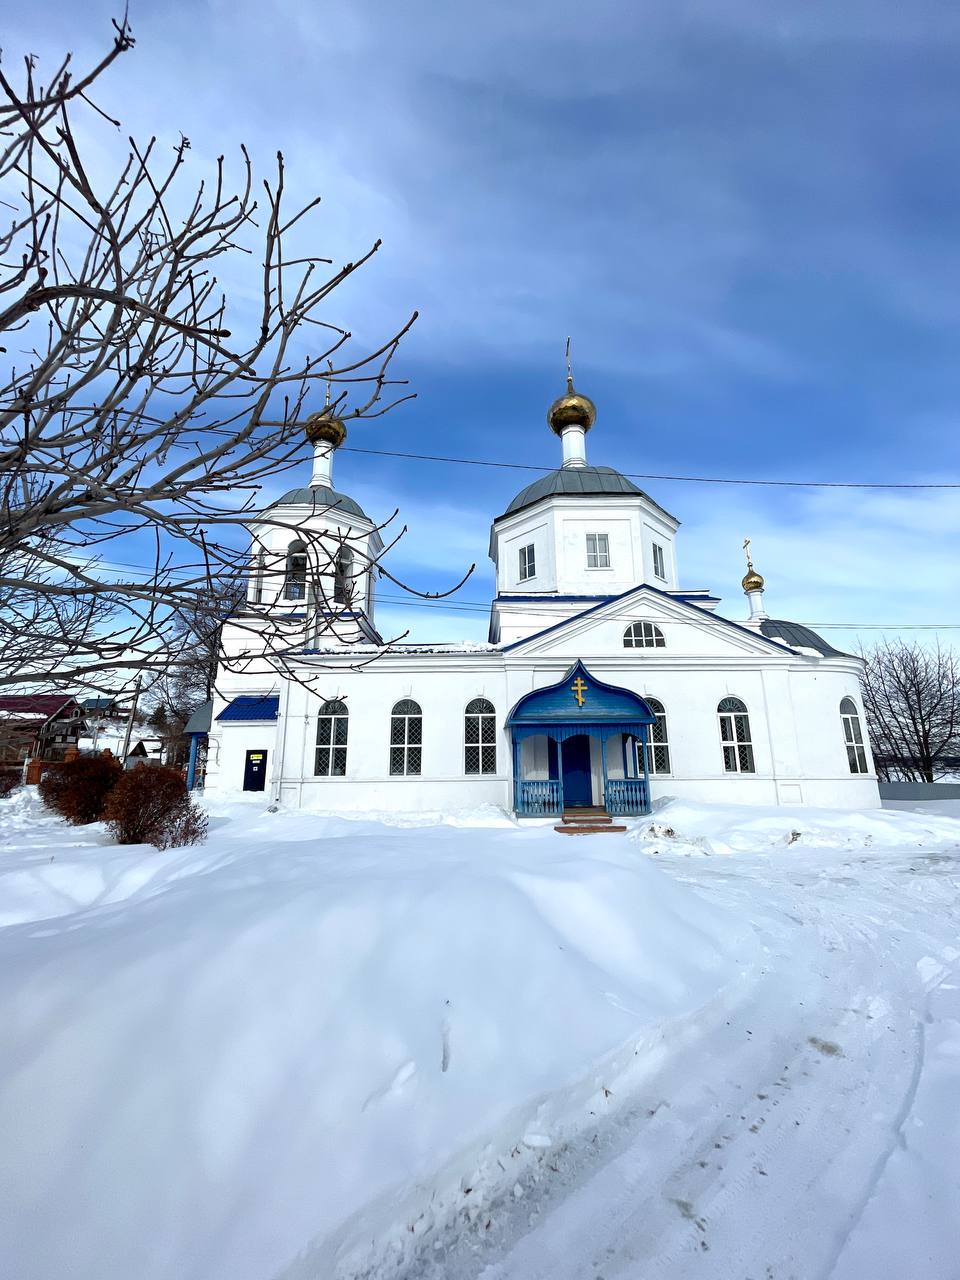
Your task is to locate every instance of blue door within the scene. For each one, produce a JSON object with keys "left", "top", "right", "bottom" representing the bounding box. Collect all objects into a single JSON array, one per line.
[{"left": 561, "top": 734, "right": 593, "bottom": 807}]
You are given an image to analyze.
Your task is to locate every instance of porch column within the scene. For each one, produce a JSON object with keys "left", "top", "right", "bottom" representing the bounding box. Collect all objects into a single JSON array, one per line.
[
  {"left": 511, "top": 737, "right": 521, "bottom": 812},
  {"left": 186, "top": 733, "right": 201, "bottom": 790},
  {"left": 600, "top": 728, "right": 609, "bottom": 809},
  {"left": 640, "top": 725, "right": 651, "bottom": 808}
]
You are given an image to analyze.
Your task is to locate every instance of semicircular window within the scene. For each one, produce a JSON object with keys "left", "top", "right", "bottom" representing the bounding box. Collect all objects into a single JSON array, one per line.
[{"left": 623, "top": 621, "right": 665, "bottom": 649}]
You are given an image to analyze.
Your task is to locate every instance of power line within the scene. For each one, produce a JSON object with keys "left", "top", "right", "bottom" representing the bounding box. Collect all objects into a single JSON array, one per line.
[
  {"left": 373, "top": 594, "right": 957, "bottom": 630},
  {"left": 342, "top": 445, "right": 960, "bottom": 491}
]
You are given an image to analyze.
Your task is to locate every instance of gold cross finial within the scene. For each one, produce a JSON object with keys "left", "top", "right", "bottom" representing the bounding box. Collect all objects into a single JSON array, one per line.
[
  {"left": 324, "top": 360, "right": 333, "bottom": 409},
  {"left": 743, "top": 536, "right": 753, "bottom": 570},
  {"left": 571, "top": 675, "right": 587, "bottom": 707},
  {"left": 565, "top": 335, "right": 574, "bottom": 393}
]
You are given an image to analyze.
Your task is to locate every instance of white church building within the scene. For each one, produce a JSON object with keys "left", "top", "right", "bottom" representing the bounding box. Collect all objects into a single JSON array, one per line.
[{"left": 205, "top": 374, "right": 879, "bottom": 816}]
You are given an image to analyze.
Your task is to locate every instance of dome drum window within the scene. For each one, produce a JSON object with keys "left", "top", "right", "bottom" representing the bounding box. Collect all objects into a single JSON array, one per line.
[
  {"left": 390, "top": 699, "right": 422, "bottom": 776},
  {"left": 718, "top": 697, "right": 755, "bottom": 773},
  {"left": 315, "top": 700, "right": 348, "bottom": 777},
  {"left": 464, "top": 698, "right": 497, "bottom": 775},
  {"left": 623, "top": 622, "right": 665, "bottom": 649},
  {"left": 840, "top": 697, "right": 868, "bottom": 774}
]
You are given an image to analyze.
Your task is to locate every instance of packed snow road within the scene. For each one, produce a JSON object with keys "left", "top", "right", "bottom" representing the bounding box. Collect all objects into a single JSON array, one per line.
[{"left": 427, "top": 828, "right": 960, "bottom": 1280}]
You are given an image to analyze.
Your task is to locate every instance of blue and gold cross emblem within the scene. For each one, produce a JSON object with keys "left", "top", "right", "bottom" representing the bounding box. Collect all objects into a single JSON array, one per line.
[{"left": 571, "top": 676, "right": 588, "bottom": 707}]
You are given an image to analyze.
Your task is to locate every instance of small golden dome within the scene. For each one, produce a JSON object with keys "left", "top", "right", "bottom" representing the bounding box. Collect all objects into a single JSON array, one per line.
[
  {"left": 305, "top": 413, "right": 347, "bottom": 449},
  {"left": 548, "top": 376, "right": 597, "bottom": 435},
  {"left": 742, "top": 566, "right": 764, "bottom": 593}
]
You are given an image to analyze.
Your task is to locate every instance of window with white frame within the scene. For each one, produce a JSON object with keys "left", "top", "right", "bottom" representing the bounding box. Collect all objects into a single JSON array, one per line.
[
  {"left": 586, "top": 532, "right": 610, "bottom": 569},
  {"left": 623, "top": 621, "right": 665, "bottom": 648},
  {"left": 518, "top": 544, "right": 536, "bottom": 581},
  {"left": 464, "top": 698, "right": 496, "bottom": 774},
  {"left": 718, "top": 697, "right": 755, "bottom": 773},
  {"left": 840, "top": 697, "right": 868, "bottom": 774},
  {"left": 315, "top": 700, "right": 348, "bottom": 776},
  {"left": 642, "top": 698, "right": 671, "bottom": 774},
  {"left": 254, "top": 549, "right": 265, "bottom": 604},
  {"left": 652, "top": 542, "right": 666, "bottom": 580},
  {"left": 390, "top": 699, "right": 422, "bottom": 775}
]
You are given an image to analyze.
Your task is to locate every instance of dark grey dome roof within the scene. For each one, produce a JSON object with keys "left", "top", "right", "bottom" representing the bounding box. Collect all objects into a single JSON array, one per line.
[
  {"left": 269, "top": 484, "right": 369, "bottom": 521},
  {"left": 760, "top": 618, "right": 847, "bottom": 657},
  {"left": 500, "top": 466, "right": 648, "bottom": 518}
]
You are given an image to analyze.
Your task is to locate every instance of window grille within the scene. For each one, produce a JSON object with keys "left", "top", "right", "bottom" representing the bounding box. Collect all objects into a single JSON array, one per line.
[
  {"left": 586, "top": 532, "right": 610, "bottom": 569},
  {"left": 315, "top": 700, "right": 348, "bottom": 776},
  {"left": 390, "top": 699, "right": 422, "bottom": 775},
  {"left": 254, "top": 549, "right": 265, "bottom": 604},
  {"left": 641, "top": 698, "right": 671, "bottom": 774},
  {"left": 718, "top": 697, "right": 755, "bottom": 773},
  {"left": 840, "top": 697, "right": 868, "bottom": 774},
  {"left": 518, "top": 544, "right": 536, "bottom": 581},
  {"left": 623, "top": 621, "right": 665, "bottom": 649},
  {"left": 464, "top": 698, "right": 496, "bottom": 774}
]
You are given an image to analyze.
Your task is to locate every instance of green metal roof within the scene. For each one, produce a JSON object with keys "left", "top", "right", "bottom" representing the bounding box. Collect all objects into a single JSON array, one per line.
[{"left": 269, "top": 484, "right": 369, "bottom": 521}]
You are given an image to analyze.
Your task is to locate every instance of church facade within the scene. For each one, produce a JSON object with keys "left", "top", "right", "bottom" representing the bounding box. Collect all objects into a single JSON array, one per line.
[{"left": 205, "top": 377, "right": 880, "bottom": 814}]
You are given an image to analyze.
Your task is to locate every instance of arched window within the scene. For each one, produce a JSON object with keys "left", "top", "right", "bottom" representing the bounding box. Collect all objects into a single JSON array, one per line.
[
  {"left": 334, "top": 547, "right": 354, "bottom": 606},
  {"left": 623, "top": 621, "right": 665, "bottom": 649},
  {"left": 464, "top": 698, "right": 496, "bottom": 775},
  {"left": 718, "top": 697, "right": 755, "bottom": 773},
  {"left": 642, "top": 697, "right": 671, "bottom": 774},
  {"left": 390, "top": 699, "right": 422, "bottom": 775},
  {"left": 253, "top": 549, "right": 265, "bottom": 604},
  {"left": 840, "top": 697, "right": 868, "bottom": 774},
  {"left": 284, "top": 540, "right": 308, "bottom": 600},
  {"left": 315, "top": 700, "right": 348, "bottom": 776}
]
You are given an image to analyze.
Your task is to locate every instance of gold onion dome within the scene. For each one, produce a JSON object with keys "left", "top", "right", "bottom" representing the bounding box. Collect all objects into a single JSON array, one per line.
[
  {"left": 305, "top": 412, "right": 347, "bottom": 449},
  {"left": 548, "top": 375, "right": 597, "bottom": 436},
  {"left": 742, "top": 564, "right": 764, "bottom": 593}
]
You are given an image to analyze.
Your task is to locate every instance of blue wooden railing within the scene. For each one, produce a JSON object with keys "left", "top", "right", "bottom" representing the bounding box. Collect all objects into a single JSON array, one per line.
[
  {"left": 516, "top": 779, "right": 563, "bottom": 817},
  {"left": 604, "top": 777, "right": 650, "bottom": 816}
]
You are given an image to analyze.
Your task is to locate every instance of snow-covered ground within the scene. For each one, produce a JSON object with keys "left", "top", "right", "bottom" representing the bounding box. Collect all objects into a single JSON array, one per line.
[{"left": 0, "top": 789, "right": 958, "bottom": 1280}]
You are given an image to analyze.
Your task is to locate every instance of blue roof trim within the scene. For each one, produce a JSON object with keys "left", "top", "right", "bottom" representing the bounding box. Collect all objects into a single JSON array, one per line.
[
  {"left": 507, "top": 660, "right": 656, "bottom": 727},
  {"left": 216, "top": 695, "right": 280, "bottom": 722},
  {"left": 502, "top": 582, "right": 799, "bottom": 654}
]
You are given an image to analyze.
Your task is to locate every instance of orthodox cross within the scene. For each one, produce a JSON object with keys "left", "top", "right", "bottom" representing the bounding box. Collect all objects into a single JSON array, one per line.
[
  {"left": 565, "top": 335, "right": 574, "bottom": 393},
  {"left": 743, "top": 536, "right": 753, "bottom": 570},
  {"left": 571, "top": 676, "right": 587, "bottom": 707}
]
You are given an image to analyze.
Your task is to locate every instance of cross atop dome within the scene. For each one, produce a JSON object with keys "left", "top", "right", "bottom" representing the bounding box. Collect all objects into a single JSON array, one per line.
[{"left": 547, "top": 337, "right": 596, "bottom": 468}]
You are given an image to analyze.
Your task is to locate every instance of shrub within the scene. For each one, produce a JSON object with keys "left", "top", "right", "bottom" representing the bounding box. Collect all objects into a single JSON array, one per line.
[
  {"left": 38, "top": 753, "right": 123, "bottom": 823},
  {"left": 0, "top": 771, "right": 20, "bottom": 799},
  {"left": 103, "top": 764, "right": 208, "bottom": 849}
]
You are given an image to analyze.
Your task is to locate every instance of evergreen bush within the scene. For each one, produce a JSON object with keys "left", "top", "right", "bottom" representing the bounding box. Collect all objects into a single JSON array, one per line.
[
  {"left": 103, "top": 764, "right": 208, "bottom": 849},
  {"left": 38, "top": 753, "right": 123, "bottom": 823}
]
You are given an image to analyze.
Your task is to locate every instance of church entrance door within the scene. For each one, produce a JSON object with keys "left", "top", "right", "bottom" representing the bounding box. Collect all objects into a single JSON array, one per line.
[
  {"left": 561, "top": 734, "right": 593, "bottom": 808},
  {"left": 243, "top": 749, "right": 268, "bottom": 792}
]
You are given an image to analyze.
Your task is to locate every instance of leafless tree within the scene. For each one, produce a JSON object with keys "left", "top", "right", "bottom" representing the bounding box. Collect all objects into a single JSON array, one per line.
[
  {"left": 0, "top": 20, "right": 470, "bottom": 696},
  {"left": 859, "top": 640, "right": 960, "bottom": 782}
]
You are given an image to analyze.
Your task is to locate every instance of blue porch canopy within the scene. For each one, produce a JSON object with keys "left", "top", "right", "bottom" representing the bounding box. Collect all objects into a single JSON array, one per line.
[{"left": 506, "top": 661, "right": 656, "bottom": 817}]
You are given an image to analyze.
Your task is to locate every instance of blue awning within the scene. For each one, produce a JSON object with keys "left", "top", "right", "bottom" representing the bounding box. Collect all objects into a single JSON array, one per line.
[
  {"left": 215, "top": 695, "right": 280, "bottom": 722},
  {"left": 507, "top": 660, "right": 656, "bottom": 731}
]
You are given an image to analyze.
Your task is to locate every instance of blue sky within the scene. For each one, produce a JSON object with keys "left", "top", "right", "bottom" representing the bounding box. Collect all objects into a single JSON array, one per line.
[{"left": 13, "top": 0, "right": 960, "bottom": 647}]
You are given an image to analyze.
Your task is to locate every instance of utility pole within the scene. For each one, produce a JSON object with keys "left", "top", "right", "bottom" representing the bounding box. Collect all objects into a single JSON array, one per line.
[{"left": 119, "top": 674, "right": 143, "bottom": 765}]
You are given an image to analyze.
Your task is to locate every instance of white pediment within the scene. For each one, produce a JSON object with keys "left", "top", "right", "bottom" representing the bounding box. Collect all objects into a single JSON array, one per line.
[{"left": 504, "top": 586, "right": 793, "bottom": 661}]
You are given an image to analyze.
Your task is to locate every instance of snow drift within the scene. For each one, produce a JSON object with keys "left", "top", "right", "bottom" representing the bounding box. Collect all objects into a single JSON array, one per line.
[{"left": 0, "top": 792, "right": 755, "bottom": 1280}]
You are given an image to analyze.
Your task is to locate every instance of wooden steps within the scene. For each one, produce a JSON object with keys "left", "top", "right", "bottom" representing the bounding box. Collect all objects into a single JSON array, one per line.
[{"left": 554, "top": 808, "right": 627, "bottom": 835}]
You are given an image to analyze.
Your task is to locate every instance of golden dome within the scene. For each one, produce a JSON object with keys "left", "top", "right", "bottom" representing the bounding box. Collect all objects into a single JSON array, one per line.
[
  {"left": 305, "top": 412, "right": 347, "bottom": 449},
  {"left": 548, "top": 376, "right": 597, "bottom": 435},
  {"left": 742, "top": 565, "right": 764, "bottom": 593}
]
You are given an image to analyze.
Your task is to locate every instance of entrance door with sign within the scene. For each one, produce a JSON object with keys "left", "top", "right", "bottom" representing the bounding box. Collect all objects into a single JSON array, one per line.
[{"left": 243, "top": 749, "right": 267, "bottom": 791}]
